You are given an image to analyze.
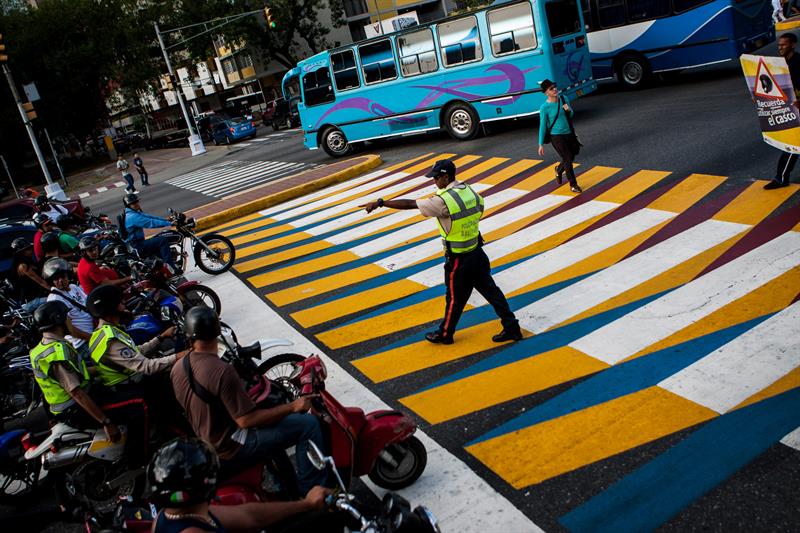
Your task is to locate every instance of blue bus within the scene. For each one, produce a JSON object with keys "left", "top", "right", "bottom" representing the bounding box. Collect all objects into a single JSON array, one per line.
[
  {"left": 582, "top": 0, "right": 775, "bottom": 88},
  {"left": 282, "top": 0, "right": 596, "bottom": 157}
]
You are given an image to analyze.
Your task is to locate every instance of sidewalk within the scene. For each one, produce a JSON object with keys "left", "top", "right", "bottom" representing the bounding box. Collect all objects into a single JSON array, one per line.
[{"left": 186, "top": 154, "right": 383, "bottom": 231}]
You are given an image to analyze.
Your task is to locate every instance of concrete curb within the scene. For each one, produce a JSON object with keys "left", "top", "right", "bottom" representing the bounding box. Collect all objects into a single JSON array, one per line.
[
  {"left": 193, "top": 154, "right": 383, "bottom": 231},
  {"left": 776, "top": 17, "right": 800, "bottom": 31}
]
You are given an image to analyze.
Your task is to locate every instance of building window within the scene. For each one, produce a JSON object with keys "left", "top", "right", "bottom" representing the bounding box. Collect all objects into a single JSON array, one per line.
[
  {"left": 221, "top": 58, "right": 236, "bottom": 75},
  {"left": 303, "top": 67, "right": 335, "bottom": 107},
  {"left": 438, "top": 16, "right": 483, "bottom": 68},
  {"left": 488, "top": 2, "right": 537, "bottom": 56},
  {"left": 344, "top": 0, "right": 368, "bottom": 18},
  {"left": 359, "top": 39, "right": 398, "bottom": 84},
  {"left": 398, "top": 28, "right": 438, "bottom": 77},
  {"left": 331, "top": 49, "right": 361, "bottom": 91}
]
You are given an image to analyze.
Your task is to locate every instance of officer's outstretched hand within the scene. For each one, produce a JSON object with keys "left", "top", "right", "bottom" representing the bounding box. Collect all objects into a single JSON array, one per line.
[{"left": 360, "top": 201, "right": 377, "bottom": 214}]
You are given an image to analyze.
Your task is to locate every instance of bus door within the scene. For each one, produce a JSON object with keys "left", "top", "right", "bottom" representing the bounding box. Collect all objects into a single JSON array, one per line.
[{"left": 543, "top": 0, "right": 595, "bottom": 97}]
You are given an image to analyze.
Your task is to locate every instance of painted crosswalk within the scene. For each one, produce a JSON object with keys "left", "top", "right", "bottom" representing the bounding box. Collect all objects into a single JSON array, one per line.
[
  {"left": 208, "top": 153, "right": 800, "bottom": 531},
  {"left": 165, "top": 159, "right": 321, "bottom": 198}
]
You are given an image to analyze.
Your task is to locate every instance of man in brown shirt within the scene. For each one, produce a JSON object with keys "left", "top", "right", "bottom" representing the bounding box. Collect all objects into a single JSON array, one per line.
[{"left": 171, "top": 307, "right": 327, "bottom": 494}]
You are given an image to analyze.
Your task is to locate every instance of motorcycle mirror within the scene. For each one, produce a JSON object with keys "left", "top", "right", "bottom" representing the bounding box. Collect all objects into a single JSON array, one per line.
[{"left": 306, "top": 440, "right": 326, "bottom": 471}]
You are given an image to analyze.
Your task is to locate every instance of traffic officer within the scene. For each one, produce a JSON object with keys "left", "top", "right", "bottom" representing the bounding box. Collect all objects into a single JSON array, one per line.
[
  {"left": 29, "top": 300, "right": 122, "bottom": 442},
  {"left": 362, "top": 159, "right": 523, "bottom": 345}
]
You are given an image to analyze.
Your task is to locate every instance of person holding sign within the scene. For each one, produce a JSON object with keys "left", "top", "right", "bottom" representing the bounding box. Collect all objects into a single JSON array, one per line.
[{"left": 766, "top": 33, "right": 800, "bottom": 189}]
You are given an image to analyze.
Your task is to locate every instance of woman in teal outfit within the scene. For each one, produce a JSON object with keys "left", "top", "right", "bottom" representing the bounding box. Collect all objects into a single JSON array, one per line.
[{"left": 537, "top": 79, "right": 582, "bottom": 193}]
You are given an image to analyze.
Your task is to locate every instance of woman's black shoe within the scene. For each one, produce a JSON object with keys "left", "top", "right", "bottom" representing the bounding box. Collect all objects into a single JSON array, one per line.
[
  {"left": 492, "top": 329, "right": 523, "bottom": 342},
  {"left": 425, "top": 331, "right": 454, "bottom": 344}
]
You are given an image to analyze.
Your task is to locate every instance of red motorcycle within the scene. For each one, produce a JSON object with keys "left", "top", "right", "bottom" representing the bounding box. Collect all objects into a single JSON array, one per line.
[
  {"left": 260, "top": 354, "right": 427, "bottom": 490},
  {"left": 126, "top": 256, "right": 222, "bottom": 314}
]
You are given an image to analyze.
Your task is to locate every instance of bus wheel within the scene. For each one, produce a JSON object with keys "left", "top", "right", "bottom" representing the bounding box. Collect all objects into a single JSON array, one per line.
[
  {"left": 321, "top": 127, "right": 352, "bottom": 157},
  {"left": 616, "top": 55, "right": 650, "bottom": 89},
  {"left": 445, "top": 103, "right": 479, "bottom": 141}
]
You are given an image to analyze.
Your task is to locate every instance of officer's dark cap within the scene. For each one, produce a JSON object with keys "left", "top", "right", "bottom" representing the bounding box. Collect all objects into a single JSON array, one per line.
[{"left": 425, "top": 159, "right": 456, "bottom": 178}]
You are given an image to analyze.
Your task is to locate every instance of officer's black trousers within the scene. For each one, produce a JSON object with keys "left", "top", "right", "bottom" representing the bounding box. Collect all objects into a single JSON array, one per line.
[
  {"left": 775, "top": 151, "right": 798, "bottom": 185},
  {"left": 437, "top": 247, "right": 518, "bottom": 338}
]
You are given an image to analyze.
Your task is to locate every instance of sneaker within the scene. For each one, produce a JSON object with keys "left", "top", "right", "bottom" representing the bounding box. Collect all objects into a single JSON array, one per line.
[
  {"left": 763, "top": 180, "right": 788, "bottom": 190},
  {"left": 492, "top": 329, "right": 523, "bottom": 343},
  {"left": 571, "top": 185, "right": 583, "bottom": 193},
  {"left": 425, "top": 331, "right": 454, "bottom": 345}
]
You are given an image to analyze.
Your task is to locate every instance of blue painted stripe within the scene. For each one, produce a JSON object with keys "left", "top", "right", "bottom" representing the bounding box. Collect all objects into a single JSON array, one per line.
[
  {"left": 560, "top": 386, "right": 800, "bottom": 533},
  {"left": 468, "top": 314, "right": 772, "bottom": 445}
]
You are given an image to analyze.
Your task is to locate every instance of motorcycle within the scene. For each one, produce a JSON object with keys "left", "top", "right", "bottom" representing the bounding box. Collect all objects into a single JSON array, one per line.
[
  {"left": 0, "top": 429, "right": 42, "bottom": 499},
  {"left": 128, "top": 256, "right": 221, "bottom": 314},
  {"left": 159, "top": 209, "right": 235, "bottom": 276},
  {"left": 260, "top": 353, "right": 427, "bottom": 490},
  {"left": 125, "top": 289, "right": 185, "bottom": 348}
]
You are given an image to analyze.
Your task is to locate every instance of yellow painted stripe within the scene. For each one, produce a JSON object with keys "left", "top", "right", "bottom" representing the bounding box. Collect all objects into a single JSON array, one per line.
[
  {"left": 211, "top": 212, "right": 263, "bottom": 234},
  {"left": 466, "top": 387, "right": 716, "bottom": 489},
  {"left": 515, "top": 162, "right": 577, "bottom": 191},
  {"left": 268, "top": 264, "right": 390, "bottom": 307},
  {"left": 400, "top": 153, "right": 459, "bottom": 175},
  {"left": 479, "top": 159, "right": 542, "bottom": 186},
  {"left": 249, "top": 251, "right": 361, "bottom": 289},
  {"left": 235, "top": 241, "right": 330, "bottom": 273},
  {"left": 557, "top": 165, "right": 621, "bottom": 196},
  {"left": 594, "top": 169, "right": 670, "bottom": 204},
  {"left": 456, "top": 157, "right": 509, "bottom": 180},
  {"left": 713, "top": 181, "right": 796, "bottom": 225},
  {"left": 401, "top": 347, "right": 608, "bottom": 424},
  {"left": 624, "top": 264, "right": 800, "bottom": 362},
  {"left": 647, "top": 174, "right": 726, "bottom": 213},
  {"left": 381, "top": 152, "right": 436, "bottom": 173},
  {"left": 231, "top": 224, "right": 295, "bottom": 246},
  {"left": 733, "top": 367, "right": 800, "bottom": 411},
  {"left": 220, "top": 218, "right": 279, "bottom": 238},
  {"left": 236, "top": 231, "right": 313, "bottom": 259},
  {"left": 316, "top": 295, "right": 443, "bottom": 347}
]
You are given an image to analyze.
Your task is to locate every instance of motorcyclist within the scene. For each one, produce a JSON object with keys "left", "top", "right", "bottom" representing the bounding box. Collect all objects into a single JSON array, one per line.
[
  {"left": 170, "top": 307, "right": 328, "bottom": 494},
  {"left": 76, "top": 236, "right": 131, "bottom": 296},
  {"left": 54, "top": 214, "right": 80, "bottom": 253},
  {"left": 122, "top": 193, "right": 176, "bottom": 270},
  {"left": 42, "top": 258, "right": 92, "bottom": 361},
  {"left": 32, "top": 213, "right": 56, "bottom": 261},
  {"left": 39, "top": 231, "right": 66, "bottom": 262},
  {"left": 147, "top": 438, "right": 339, "bottom": 533},
  {"left": 28, "top": 300, "right": 122, "bottom": 442},
  {"left": 10, "top": 237, "right": 49, "bottom": 311},
  {"left": 33, "top": 195, "right": 68, "bottom": 220}
]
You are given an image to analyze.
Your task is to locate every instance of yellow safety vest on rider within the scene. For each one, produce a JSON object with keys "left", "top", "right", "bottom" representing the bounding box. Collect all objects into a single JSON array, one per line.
[
  {"left": 436, "top": 183, "right": 484, "bottom": 254},
  {"left": 89, "top": 325, "right": 138, "bottom": 386},
  {"left": 29, "top": 340, "right": 90, "bottom": 414}
]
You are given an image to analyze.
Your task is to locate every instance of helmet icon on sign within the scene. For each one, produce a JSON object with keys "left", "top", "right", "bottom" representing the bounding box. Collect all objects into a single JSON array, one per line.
[{"left": 759, "top": 74, "right": 773, "bottom": 94}]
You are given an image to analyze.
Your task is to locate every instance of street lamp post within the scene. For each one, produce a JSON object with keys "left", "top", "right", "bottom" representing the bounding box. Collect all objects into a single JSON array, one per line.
[{"left": 154, "top": 21, "right": 207, "bottom": 157}]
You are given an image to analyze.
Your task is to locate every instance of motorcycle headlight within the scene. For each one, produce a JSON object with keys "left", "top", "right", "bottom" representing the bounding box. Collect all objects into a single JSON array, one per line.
[{"left": 160, "top": 306, "right": 172, "bottom": 322}]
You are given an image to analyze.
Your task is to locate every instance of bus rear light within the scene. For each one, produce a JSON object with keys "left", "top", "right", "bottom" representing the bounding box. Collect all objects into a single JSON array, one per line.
[
  {"left": 552, "top": 41, "right": 565, "bottom": 54},
  {"left": 576, "top": 36, "right": 586, "bottom": 48}
]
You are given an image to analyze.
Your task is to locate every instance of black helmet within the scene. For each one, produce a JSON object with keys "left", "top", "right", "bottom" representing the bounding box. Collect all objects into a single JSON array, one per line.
[
  {"left": 146, "top": 438, "right": 219, "bottom": 508},
  {"left": 40, "top": 231, "right": 60, "bottom": 253},
  {"left": 55, "top": 214, "right": 73, "bottom": 230},
  {"left": 87, "top": 284, "right": 124, "bottom": 318},
  {"left": 11, "top": 237, "right": 32, "bottom": 254},
  {"left": 33, "top": 213, "right": 51, "bottom": 228},
  {"left": 34, "top": 300, "right": 69, "bottom": 332},
  {"left": 123, "top": 193, "right": 140, "bottom": 208},
  {"left": 33, "top": 195, "right": 49, "bottom": 207},
  {"left": 42, "top": 257, "right": 72, "bottom": 281},
  {"left": 184, "top": 306, "right": 221, "bottom": 341},
  {"left": 79, "top": 236, "right": 99, "bottom": 252}
]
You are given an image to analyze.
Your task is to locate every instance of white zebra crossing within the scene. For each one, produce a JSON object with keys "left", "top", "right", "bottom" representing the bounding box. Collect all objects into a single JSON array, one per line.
[{"left": 165, "top": 159, "right": 320, "bottom": 198}]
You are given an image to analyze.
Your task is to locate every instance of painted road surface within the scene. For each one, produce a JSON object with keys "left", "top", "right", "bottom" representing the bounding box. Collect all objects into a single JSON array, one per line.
[{"left": 205, "top": 153, "right": 800, "bottom": 531}]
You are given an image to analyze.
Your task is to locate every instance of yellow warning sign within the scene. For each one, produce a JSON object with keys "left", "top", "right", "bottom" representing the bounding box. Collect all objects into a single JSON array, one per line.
[
  {"left": 753, "top": 58, "right": 787, "bottom": 100},
  {"left": 741, "top": 54, "right": 800, "bottom": 153}
]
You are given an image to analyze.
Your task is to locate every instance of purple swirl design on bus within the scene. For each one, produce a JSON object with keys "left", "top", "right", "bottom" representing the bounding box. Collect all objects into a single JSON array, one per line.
[{"left": 313, "top": 63, "right": 540, "bottom": 129}]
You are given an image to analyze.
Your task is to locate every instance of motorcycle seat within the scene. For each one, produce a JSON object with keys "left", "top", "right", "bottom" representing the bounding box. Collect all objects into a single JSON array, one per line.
[{"left": 239, "top": 341, "right": 262, "bottom": 361}]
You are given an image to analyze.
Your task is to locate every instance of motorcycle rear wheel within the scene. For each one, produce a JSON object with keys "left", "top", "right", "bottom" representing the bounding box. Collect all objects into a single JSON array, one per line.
[
  {"left": 258, "top": 353, "right": 306, "bottom": 400},
  {"left": 368, "top": 435, "right": 427, "bottom": 490},
  {"left": 181, "top": 284, "right": 222, "bottom": 314},
  {"left": 194, "top": 234, "right": 235, "bottom": 274}
]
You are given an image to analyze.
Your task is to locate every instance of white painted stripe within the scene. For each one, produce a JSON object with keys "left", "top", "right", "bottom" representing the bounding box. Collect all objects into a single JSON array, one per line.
[
  {"left": 168, "top": 162, "right": 246, "bottom": 185},
  {"left": 235, "top": 142, "right": 251, "bottom": 147},
  {"left": 781, "top": 427, "right": 800, "bottom": 451},
  {"left": 171, "top": 161, "right": 282, "bottom": 188},
  {"left": 286, "top": 176, "right": 431, "bottom": 227},
  {"left": 272, "top": 171, "right": 415, "bottom": 221},
  {"left": 463, "top": 207, "right": 678, "bottom": 304},
  {"left": 659, "top": 300, "right": 800, "bottom": 413},
  {"left": 198, "top": 162, "right": 298, "bottom": 195},
  {"left": 257, "top": 169, "right": 391, "bottom": 218},
  {"left": 113, "top": 181, "right": 126, "bottom": 187},
  {"left": 193, "top": 267, "right": 541, "bottom": 533},
  {"left": 572, "top": 231, "right": 800, "bottom": 364},
  {"left": 96, "top": 186, "right": 108, "bottom": 193},
  {"left": 213, "top": 165, "right": 307, "bottom": 197},
  {"left": 79, "top": 192, "right": 90, "bottom": 199},
  {"left": 378, "top": 196, "right": 609, "bottom": 273},
  {"left": 517, "top": 218, "right": 747, "bottom": 334}
]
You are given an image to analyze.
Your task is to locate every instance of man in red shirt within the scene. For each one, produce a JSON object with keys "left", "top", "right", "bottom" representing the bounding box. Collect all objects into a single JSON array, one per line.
[
  {"left": 77, "top": 237, "right": 130, "bottom": 295},
  {"left": 32, "top": 213, "right": 56, "bottom": 262}
]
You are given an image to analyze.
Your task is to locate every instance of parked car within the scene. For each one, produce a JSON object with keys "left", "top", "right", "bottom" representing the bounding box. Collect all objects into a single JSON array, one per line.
[
  {"left": 268, "top": 98, "right": 300, "bottom": 131},
  {"left": 262, "top": 99, "right": 279, "bottom": 124},
  {"left": 205, "top": 115, "right": 258, "bottom": 145},
  {"left": 0, "top": 219, "right": 36, "bottom": 278},
  {"left": 0, "top": 196, "right": 86, "bottom": 222}
]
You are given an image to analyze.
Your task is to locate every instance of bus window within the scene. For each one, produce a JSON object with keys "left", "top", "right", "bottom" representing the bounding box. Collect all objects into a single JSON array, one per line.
[
  {"left": 302, "top": 67, "right": 335, "bottom": 107},
  {"left": 580, "top": 0, "right": 594, "bottom": 31},
  {"left": 596, "top": 0, "right": 626, "bottom": 28},
  {"left": 627, "top": 0, "right": 670, "bottom": 21},
  {"left": 488, "top": 2, "right": 537, "bottom": 56},
  {"left": 438, "top": 16, "right": 483, "bottom": 67},
  {"left": 331, "top": 50, "right": 360, "bottom": 91},
  {"left": 398, "top": 28, "right": 439, "bottom": 77},
  {"left": 672, "top": 0, "right": 713, "bottom": 13},
  {"left": 359, "top": 39, "right": 398, "bottom": 85},
  {"left": 546, "top": 0, "right": 583, "bottom": 37}
]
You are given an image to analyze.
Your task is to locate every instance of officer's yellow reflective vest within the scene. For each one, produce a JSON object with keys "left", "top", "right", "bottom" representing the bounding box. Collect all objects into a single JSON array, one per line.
[
  {"left": 436, "top": 183, "right": 484, "bottom": 254},
  {"left": 89, "top": 325, "right": 137, "bottom": 386},
  {"left": 29, "top": 339, "right": 89, "bottom": 414}
]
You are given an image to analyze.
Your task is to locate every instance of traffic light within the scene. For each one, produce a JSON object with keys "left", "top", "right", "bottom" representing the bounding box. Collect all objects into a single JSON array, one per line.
[
  {"left": 263, "top": 7, "right": 276, "bottom": 28},
  {"left": 0, "top": 34, "right": 8, "bottom": 63},
  {"left": 22, "top": 102, "right": 36, "bottom": 120}
]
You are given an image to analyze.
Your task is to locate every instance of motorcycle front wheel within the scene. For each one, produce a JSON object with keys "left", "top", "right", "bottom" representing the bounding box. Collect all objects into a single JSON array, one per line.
[
  {"left": 368, "top": 435, "right": 427, "bottom": 490},
  {"left": 194, "top": 234, "right": 235, "bottom": 274},
  {"left": 181, "top": 284, "right": 222, "bottom": 314}
]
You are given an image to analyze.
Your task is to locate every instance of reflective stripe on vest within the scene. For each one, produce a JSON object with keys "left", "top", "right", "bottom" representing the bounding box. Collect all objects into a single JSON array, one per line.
[
  {"left": 29, "top": 340, "right": 89, "bottom": 414},
  {"left": 89, "top": 325, "right": 137, "bottom": 386},
  {"left": 436, "top": 184, "right": 484, "bottom": 254}
]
